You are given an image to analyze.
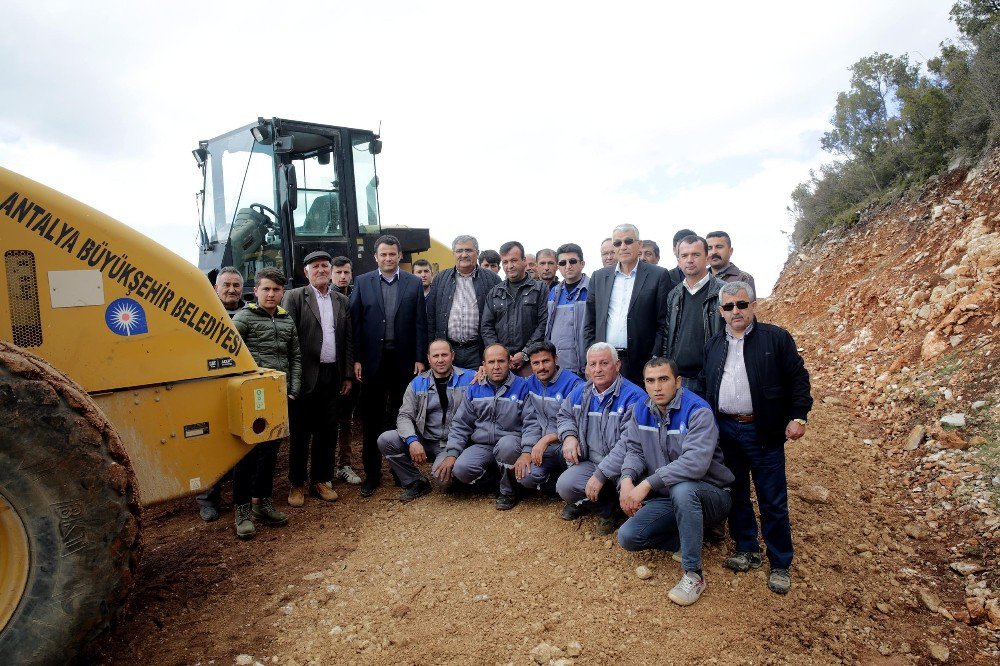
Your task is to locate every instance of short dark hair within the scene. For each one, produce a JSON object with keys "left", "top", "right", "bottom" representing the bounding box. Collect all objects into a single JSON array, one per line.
[
  {"left": 677, "top": 234, "right": 708, "bottom": 255},
  {"left": 331, "top": 255, "right": 352, "bottom": 268},
  {"left": 556, "top": 242, "right": 584, "bottom": 261},
  {"left": 536, "top": 248, "right": 557, "bottom": 261},
  {"left": 374, "top": 234, "right": 401, "bottom": 252},
  {"left": 526, "top": 341, "right": 557, "bottom": 359},
  {"left": 428, "top": 337, "right": 454, "bottom": 352},
  {"left": 254, "top": 267, "right": 286, "bottom": 287},
  {"left": 644, "top": 356, "right": 678, "bottom": 377},
  {"left": 641, "top": 240, "right": 660, "bottom": 258},
  {"left": 705, "top": 230, "right": 732, "bottom": 247},
  {"left": 672, "top": 229, "right": 697, "bottom": 246},
  {"left": 499, "top": 241, "right": 524, "bottom": 258},
  {"left": 412, "top": 258, "right": 433, "bottom": 270},
  {"left": 480, "top": 250, "right": 501, "bottom": 265}
]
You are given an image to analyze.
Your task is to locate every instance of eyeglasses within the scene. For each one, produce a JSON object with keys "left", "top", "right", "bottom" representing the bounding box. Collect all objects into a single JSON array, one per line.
[
  {"left": 612, "top": 238, "right": 636, "bottom": 247},
  {"left": 557, "top": 258, "right": 580, "bottom": 266},
  {"left": 720, "top": 300, "right": 753, "bottom": 311}
]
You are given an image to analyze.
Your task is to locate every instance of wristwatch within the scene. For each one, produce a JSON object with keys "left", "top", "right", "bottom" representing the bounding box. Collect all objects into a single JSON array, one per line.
[
  {"left": 793, "top": 418, "right": 807, "bottom": 426},
  {"left": 520, "top": 351, "right": 530, "bottom": 364}
]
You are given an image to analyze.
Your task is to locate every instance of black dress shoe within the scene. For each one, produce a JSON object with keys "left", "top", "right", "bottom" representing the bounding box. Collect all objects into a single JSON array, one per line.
[
  {"left": 360, "top": 478, "right": 380, "bottom": 498},
  {"left": 400, "top": 478, "right": 432, "bottom": 502}
]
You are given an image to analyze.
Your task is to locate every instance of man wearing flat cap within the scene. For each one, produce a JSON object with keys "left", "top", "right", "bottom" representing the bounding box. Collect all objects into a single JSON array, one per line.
[{"left": 282, "top": 250, "right": 354, "bottom": 507}]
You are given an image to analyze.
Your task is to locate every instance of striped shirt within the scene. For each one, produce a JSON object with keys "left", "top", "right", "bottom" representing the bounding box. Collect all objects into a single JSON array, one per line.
[{"left": 718, "top": 322, "right": 754, "bottom": 415}]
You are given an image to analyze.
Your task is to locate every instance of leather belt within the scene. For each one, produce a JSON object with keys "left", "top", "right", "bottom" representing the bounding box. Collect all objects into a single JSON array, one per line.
[
  {"left": 722, "top": 413, "right": 754, "bottom": 424},
  {"left": 450, "top": 338, "right": 482, "bottom": 347}
]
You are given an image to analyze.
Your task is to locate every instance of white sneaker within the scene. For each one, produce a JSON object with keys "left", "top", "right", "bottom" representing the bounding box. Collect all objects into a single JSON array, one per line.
[
  {"left": 336, "top": 465, "right": 362, "bottom": 485},
  {"left": 668, "top": 571, "right": 705, "bottom": 606}
]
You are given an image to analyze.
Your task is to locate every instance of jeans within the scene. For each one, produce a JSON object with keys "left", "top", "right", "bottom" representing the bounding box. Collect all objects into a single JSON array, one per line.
[
  {"left": 617, "top": 481, "right": 731, "bottom": 572},
  {"left": 718, "top": 417, "right": 793, "bottom": 569}
]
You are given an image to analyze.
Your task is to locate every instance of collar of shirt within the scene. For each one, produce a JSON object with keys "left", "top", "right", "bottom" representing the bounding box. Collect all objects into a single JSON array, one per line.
[
  {"left": 455, "top": 266, "right": 478, "bottom": 280},
  {"left": 309, "top": 283, "right": 331, "bottom": 300},
  {"left": 684, "top": 272, "right": 711, "bottom": 295},
  {"left": 540, "top": 367, "right": 563, "bottom": 388},
  {"left": 592, "top": 374, "right": 622, "bottom": 402},
  {"left": 380, "top": 268, "right": 401, "bottom": 284},
  {"left": 725, "top": 320, "right": 754, "bottom": 340},
  {"left": 614, "top": 262, "right": 638, "bottom": 278}
]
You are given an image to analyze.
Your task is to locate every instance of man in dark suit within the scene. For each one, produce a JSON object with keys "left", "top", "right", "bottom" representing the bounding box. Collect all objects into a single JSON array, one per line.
[
  {"left": 350, "top": 235, "right": 428, "bottom": 497},
  {"left": 282, "top": 251, "right": 354, "bottom": 507},
  {"left": 584, "top": 224, "right": 672, "bottom": 386}
]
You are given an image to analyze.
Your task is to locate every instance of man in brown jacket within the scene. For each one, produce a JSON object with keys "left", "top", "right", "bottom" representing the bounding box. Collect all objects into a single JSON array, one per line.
[{"left": 282, "top": 250, "right": 354, "bottom": 506}]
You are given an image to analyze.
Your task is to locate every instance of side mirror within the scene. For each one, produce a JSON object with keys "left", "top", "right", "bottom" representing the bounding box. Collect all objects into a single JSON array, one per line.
[
  {"left": 279, "top": 164, "right": 298, "bottom": 211},
  {"left": 370, "top": 139, "right": 382, "bottom": 155}
]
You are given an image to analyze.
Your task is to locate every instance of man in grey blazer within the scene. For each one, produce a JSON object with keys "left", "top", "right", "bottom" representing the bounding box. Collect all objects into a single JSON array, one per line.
[
  {"left": 282, "top": 250, "right": 354, "bottom": 507},
  {"left": 583, "top": 223, "right": 671, "bottom": 386}
]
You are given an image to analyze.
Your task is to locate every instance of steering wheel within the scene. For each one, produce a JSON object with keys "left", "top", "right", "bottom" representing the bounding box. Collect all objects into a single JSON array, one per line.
[{"left": 250, "top": 203, "right": 278, "bottom": 226}]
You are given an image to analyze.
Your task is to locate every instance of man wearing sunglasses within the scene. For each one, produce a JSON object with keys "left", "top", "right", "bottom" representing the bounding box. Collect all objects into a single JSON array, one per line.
[
  {"left": 584, "top": 224, "right": 672, "bottom": 386},
  {"left": 701, "top": 281, "right": 812, "bottom": 596},
  {"left": 544, "top": 243, "right": 590, "bottom": 376}
]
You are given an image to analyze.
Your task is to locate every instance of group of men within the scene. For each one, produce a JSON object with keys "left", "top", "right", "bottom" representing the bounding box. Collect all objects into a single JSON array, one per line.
[{"left": 213, "top": 224, "right": 812, "bottom": 607}]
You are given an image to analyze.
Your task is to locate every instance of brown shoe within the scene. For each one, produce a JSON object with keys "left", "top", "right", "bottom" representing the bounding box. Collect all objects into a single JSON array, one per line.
[
  {"left": 288, "top": 485, "right": 305, "bottom": 507},
  {"left": 311, "top": 482, "right": 338, "bottom": 502}
]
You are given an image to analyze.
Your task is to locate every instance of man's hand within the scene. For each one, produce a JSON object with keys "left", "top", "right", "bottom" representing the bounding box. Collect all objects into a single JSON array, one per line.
[
  {"left": 433, "top": 455, "right": 457, "bottom": 483},
  {"left": 340, "top": 379, "right": 352, "bottom": 396},
  {"left": 621, "top": 479, "right": 651, "bottom": 517},
  {"left": 288, "top": 394, "right": 296, "bottom": 401},
  {"left": 354, "top": 362, "right": 363, "bottom": 382},
  {"left": 509, "top": 353, "right": 523, "bottom": 370},
  {"left": 585, "top": 474, "right": 604, "bottom": 502},
  {"left": 530, "top": 434, "right": 557, "bottom": 466},
  {"left": 414, "top": 361, "right": 425, "bottom": 375},
  {"left": 562, "top": 435, "right": 581, "bottom": 465},
  {"left": 472, "top": 365, "right": 486, "bottom": 384},
  {"left": 408, "top": 440, "right": 427, "bottom": 465},
  {"left": 513, "top": 452, "right": 532, "bottom": 481},
  {"left": 785, "top": 420, "right": 806, "bottom": 440}
]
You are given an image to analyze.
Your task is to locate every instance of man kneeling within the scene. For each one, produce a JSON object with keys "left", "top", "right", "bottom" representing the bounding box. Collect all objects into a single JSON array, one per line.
[
  {"left": 377, "top": 339, "right": 474, "bottom": 501},
  {"left": 617, "top": 358, "right": 734, "bottom": 606},
  {"left": 436, "top": 344, "right": 529, "bottom": 497}
]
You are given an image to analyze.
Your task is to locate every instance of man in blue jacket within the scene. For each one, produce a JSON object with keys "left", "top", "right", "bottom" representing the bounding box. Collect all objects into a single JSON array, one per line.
[
  {"left": 377, "top": 339, "right": 474, "bottom": 502},
  {"left": 555, "top": 343, "right": 646, "bottom": 534},
  {"left": 436, "top": 344, "right": 530, "bottom": 500},
  {"left": 494, "top": 341, "right": 583, "bottom": 509},
  {"left": 616, "top": 357, "right": 734, "bottom": 606},
  {"left": 544, "top": 243, "right": 589, "bottom": 377},
  {"left": 350, "top": 234, "right": 428, "bottom": 497},
  {"left": 701, "top": 281, "right": 812, "bottom": 596}
]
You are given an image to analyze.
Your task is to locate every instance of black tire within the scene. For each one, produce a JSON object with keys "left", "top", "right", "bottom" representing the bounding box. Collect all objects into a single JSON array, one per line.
[{"left": 0, "top": 342, "right": 142, "bottom": 665}]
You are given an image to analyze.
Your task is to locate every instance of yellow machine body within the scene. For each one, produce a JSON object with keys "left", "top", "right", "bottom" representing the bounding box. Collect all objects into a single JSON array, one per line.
[{"left": 0, "top": 167, "right": 289, "bottom": 504}]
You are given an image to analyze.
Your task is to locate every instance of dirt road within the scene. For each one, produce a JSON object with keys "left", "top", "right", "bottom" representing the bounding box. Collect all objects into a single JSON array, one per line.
[{"left": 86, "top": 400, "right": 990, "bottom": 665}]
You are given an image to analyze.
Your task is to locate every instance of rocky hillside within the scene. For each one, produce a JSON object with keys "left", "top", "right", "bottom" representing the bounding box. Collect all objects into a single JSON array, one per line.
[{"left": 763, "top": 148, "right": 1000, "bottom": 651}]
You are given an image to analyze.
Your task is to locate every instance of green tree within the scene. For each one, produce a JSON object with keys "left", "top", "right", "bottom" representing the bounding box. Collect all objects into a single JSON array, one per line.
[
  {"left": 821, "top": 54, "right": 919, "bottom": 191},
  {"left": 950, "top": 0, "right": 1000, "bottom": 38}
]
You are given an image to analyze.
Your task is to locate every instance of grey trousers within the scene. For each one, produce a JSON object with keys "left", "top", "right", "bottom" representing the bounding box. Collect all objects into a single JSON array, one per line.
[
  {"left": 452, "top": 442, "right": 501, "bottom": 488},
  {"left": 556, "top": 461, "right": 618, "bottom": 517},
  {"left": 377, "top": 430, "right": 451, "bottom": 488},
  {"left": 494, "top": 436, "right": 565, "bottom": 496}
]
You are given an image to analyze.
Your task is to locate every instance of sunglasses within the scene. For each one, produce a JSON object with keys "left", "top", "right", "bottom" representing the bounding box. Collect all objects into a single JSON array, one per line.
[
  {"left": 612, "top": 238, "right": 637, "bottom": 247},
  {"left": 557, "top": 258, "right": 580, "bottom": 266},
  {"left": 720, "top": 300, "right": 753, "bottom": 311}
]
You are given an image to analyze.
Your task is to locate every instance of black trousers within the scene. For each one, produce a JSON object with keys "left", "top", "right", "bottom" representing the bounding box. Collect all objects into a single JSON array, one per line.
[
  {"left": 233, "top": 440, "right": 281, "bottom": 505},
  {"left": 289, "top": 363, "right": 341, "bottom": 485},
  {"left": 360, "top": 348, "right": 410, "bottom": 483},
  {"left": 449, "top": 339, "right": 484, "bottom": 371}
]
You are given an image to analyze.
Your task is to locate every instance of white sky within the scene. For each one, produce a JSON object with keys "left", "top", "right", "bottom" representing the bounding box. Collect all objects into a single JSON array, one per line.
[{"left": 0, "top": 1, "right": 958, "bottom": 296}]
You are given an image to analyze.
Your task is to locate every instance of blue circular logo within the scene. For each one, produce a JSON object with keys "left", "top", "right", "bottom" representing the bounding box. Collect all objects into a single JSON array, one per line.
[{"left": 105, "top": 297, "right": 148, "bottom": 336}]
